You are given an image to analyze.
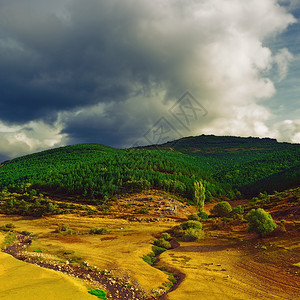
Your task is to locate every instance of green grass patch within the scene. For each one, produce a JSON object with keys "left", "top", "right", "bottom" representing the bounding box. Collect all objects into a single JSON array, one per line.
[{"left": 88, "top": 289, "right": 107, "bottom": 299}]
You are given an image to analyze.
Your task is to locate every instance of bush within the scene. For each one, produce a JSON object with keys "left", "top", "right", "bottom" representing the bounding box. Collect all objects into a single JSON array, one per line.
[
  {"left": 161, "top": 232, "right": 171, "bottom": 240},
  {"left": 188, "top": 213, "right": 200, "bottom": 221},
  {"left": 89, "top": 227, "right": 109, "bottom": 235},
  {"left": 232, "top": 205, "right": 244, "bottom": 215},
  {"left": 245, "top": 208, "right": 277, "bottom": 236},
  {"left": 153, "top": 238, "right": 171, "bottom": 250},
  {"left": 198, "top": 211, "right": 208, "bottom": 221},
  {"left": 182, "top": 228, "right": 205, "bottom": 242},
  {"left": 210, "top": 201, "right": 232, "bottom": 217},
  {"left": 180, "top": 220, "right": 202, "bottom": 230},
  {"left": 142, "top": 252, "right": 156, "bottom": 265},
  {"left": 152, "top": 245, "right": 167, "bottom": 255}
]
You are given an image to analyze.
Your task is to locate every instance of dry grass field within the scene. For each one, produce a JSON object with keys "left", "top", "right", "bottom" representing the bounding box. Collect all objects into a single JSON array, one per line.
[{"left": 0, "top": 233, "right": 95, "bottom": 300}]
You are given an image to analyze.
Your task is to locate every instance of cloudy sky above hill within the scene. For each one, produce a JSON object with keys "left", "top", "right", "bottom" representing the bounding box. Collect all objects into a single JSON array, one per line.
[{"left": 0, "top": 0, "right": 299, "bottom": 161}]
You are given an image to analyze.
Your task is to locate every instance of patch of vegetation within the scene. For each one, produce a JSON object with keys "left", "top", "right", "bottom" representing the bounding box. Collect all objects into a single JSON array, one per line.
[
  {"left": 0, "top": 223, "right": 16, "bottom": 232},
  {"left": 293, "top": 262, "right": 300, "bottom": 268},
  {"left": 88, "top": 289, "right": 107, "bottom": 300},
  {"left": 180, "top": 220, "right": 202, "bottom": 230},
  {"left": 33, "top": 249, "right": 43, "bottom": 253},
  {"left": 55, "top": 224, "right": 73, "bottom": 235},
  {"left": 153, "top": 238, "right": 171, "bottom": 250},
  {"left": 210, "top": 201, "right": 232, "bottom": 217},
  {"left": 181, "top": 228, "right": 205, "bottom": 242},
  {"left": 142, "top": 252, "right": 156, "bottom": 265},
  {"left": 152, "top": 245, "right": 167, "bottom": 255},
  {"left": 246, "top": 208, "right": 277, "bottom": 236},
  {"left": 198, "top": 211, "right": 208, "bottom": 221},
  {"left": 4, "top": 233, "right": 17, "bottom": 244},
  {"left": 139, "top": 207, "right": 150, "bottom": 214},
  {"left": 89, "top": 227, "right": 109, "bottom": 235},
  {"left": 232, "top": 205, "right": 244, "bottom": 215},
  {"left": 161, "top": 232, "right": 171, "bottom": 240},
  {"left": 188, "top": 213, "right": 200, "bottom": 221},
  {"left": 172, "top": 220, "right": 205, "bottom": 242}
]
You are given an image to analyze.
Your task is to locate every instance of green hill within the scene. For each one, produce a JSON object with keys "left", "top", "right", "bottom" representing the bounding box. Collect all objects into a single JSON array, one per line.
[{"left": 0, "top": 135, "right": 299, "bottom": 201}]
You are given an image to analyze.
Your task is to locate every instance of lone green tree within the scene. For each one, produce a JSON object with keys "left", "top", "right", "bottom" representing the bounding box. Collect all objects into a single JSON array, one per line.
[
  {"left": 246, "top": 208, "right": 276, "bottom": 236},
  {"left": 194, "top": 181, "right": 205, "bottom": 212}
]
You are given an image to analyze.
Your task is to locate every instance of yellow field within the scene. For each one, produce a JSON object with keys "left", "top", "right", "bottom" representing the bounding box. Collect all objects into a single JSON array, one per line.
[
  {"left": 160, "top": 237, "right": 300, "bottom": 300},
  {"left": 0, "top": 233, "right": 95, "bottom": 300},
  {"left": 1, "top": 212, "right": 299, "bottom": 300},
  {"left": 0, "top": 214, "right": 172, "bottom": 293}
]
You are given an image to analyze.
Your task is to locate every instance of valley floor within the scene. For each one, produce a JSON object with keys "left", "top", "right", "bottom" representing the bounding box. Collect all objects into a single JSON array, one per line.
[{"left": 0, "top": 193, "right": 299, "bottom": 300}]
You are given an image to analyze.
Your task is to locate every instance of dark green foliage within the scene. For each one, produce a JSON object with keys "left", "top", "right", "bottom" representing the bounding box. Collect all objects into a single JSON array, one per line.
[
  {"left": 89, "top": 227, "right": 109, "bottom": 235},
  {"left": 0, "top": 144, "right": 228, "bottom": 201},
  {"left": 152, "top": 245, "right": 167, "bottom": 255},
  {"left": 198, "top": 211, "right": 208, "bottom": 221},
  {"left": 0, "top": 136, "right": 298, "bottom": 202},
  {"left": 153, "top": 238, "right": 171, "bottom": 249},
  {"left": 180, "top": 220, "right": 202, "bottom": 230},
  {"left": 210, "top": 201, "right": 232, "bottom": 217},
  {"left": 88, "top": 289, "right": 107, "bottom": 300},
  {"left": 246, "top": 208, "right": 277, "bottom": 235}
]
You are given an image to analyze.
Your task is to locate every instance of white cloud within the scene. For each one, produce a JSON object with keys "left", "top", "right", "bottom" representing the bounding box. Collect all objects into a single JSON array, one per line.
[
  {"left": 273, "top": 48, "right": 294, "bottom": 81},
  {"left": 0, "top": 121, "right": 67, "bottom": 160}
]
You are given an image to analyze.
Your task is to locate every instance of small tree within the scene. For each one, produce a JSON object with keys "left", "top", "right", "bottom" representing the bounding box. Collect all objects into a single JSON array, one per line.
[
  {"left": 194, "top": 181, "right": 205, "bottom": 212},
  {"left": 246, "top": 208, "right": 276, "bottom": 236}
]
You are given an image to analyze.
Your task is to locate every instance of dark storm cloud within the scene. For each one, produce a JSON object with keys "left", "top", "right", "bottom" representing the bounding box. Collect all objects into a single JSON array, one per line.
[{"left": 0, "top": 0, "right": 167, "bottom": 123}]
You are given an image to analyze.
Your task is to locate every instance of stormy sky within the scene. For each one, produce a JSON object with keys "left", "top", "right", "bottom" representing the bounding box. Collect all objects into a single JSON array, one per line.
[{"left": 0, "top": 0, "right": 299, "bottom": 161}]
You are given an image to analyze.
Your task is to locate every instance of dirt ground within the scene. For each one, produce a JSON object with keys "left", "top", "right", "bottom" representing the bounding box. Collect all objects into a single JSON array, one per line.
[{"left": 1, "top": 191, "right": 299, "bottom": 300}]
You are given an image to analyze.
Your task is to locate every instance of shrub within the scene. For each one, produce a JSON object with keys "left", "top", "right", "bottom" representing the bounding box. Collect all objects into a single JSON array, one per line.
[
  {"left": 210, "top": 201, "right": 232, "bottom": 217},
  {"left": 188, "top": 213, "right": 200, "bottom": 221},
  {"left": 152, "top": 245, "right": 167, "bottom": 255},
  {"left": 181, "top": 228, "right": 205, "bottom": 242},
  {"left": 245, "top": 208, "right": 277, "bottom": 236},
  {"left": 180, "top": 220, "right": 202, "bottom": 230},
  {"left": 88, "top": 289, "right": 107, "bottom": 300},
  {"left": 198, "top": 211, "right": 208, "bottom": 221},
  {"left": 232, "top": 205, "right": 244, "bottom": 215},
  {"left": 153, "top": 238, "right": 171, "bottom": 250},
  {"left": 142, "top": 252, "right": 156, "bottom": 265},
  {"left": 89, "top": 227, "right": 109, "bottom": 235},
  {"left": 161, "top": 232, "right": 171, "bottom": 240}
]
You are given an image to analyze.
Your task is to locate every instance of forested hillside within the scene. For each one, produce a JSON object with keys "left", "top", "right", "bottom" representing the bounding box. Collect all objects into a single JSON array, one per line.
[{"left": 0, "top": 135, "right": 299, "bottom": 201}]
